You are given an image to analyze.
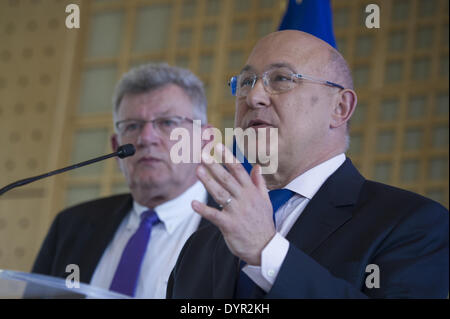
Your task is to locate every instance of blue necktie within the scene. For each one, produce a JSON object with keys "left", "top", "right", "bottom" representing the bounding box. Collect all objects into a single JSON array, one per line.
[
  {"left": 235, "top": 189, "right": 295, "bottom": 298},
  {"left": 110, "top": 209, "right": 160, "bottom": 297},
  {"left": 269, "top": 189, "right": 295, "bottom": 227}
]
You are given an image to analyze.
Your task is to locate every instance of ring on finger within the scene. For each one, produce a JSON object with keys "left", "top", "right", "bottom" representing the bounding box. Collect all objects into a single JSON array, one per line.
[{"left": 219, "top": 197, "right": 232, "bottom": 209}]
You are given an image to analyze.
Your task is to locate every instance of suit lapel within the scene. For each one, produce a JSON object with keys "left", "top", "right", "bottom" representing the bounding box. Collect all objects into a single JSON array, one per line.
[
  {"left": 79, "top": 195, "right": 133, "bottom": 283},
  {"left": 286, "top": 158, "right": 365, "bottom": 256},
  {"left": 285, "top": 196, "right": 352, "bottom": 256}
]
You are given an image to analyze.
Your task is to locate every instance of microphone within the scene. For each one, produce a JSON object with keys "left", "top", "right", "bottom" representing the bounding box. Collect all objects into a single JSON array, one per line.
[
  {"left": 0, "top": 144, "right": 135, "bottom": 196},
  {"left": 116, "top": 143, "right": 135, "bottom": 159}
]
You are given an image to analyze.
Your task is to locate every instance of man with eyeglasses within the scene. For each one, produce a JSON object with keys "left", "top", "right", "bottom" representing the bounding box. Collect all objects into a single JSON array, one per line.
[
  {"left": 32, "top": 63, "right": 216, "bottom": 298},
  {"left": 167, "top": 30, "right": 448, "bottom": 298}
]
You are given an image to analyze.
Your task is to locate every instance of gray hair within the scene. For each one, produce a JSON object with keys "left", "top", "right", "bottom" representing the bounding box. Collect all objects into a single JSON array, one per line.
[{"left": 112, "top": 63, "right": 207, "bottom": 124}]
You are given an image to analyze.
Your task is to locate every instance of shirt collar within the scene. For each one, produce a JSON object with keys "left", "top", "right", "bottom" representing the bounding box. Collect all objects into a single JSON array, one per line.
[
  {"left": 130, "top": 181, "right": 207, "bottom": 234},
  {"left": 284, "top": 154, "right": 346, "bottom": 199}
]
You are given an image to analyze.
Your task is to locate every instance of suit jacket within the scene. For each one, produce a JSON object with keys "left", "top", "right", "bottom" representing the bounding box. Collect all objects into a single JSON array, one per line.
[
  {"left": 167, "top": 159, "right": 449, "bottom": 298},
  {"left": 32, "top": 193, "right": 215, "bottom": 284}
]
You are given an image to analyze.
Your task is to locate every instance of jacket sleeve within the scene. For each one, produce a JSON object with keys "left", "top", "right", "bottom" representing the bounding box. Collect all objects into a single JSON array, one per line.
[
  {"left": 266, "top": 202, "right": 449, "bottom": 299},
  {"left": 31, "top": 213, "right": 61, "bottom": 276}
]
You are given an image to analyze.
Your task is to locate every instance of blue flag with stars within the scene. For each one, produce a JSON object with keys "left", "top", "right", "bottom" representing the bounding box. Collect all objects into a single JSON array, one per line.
[{"left": 279, "top": 0, "right": 337, "bottom": 49}]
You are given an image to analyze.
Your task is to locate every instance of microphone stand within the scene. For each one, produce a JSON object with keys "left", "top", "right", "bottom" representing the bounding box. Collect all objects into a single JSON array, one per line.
[{"left": 0, "top": 144, "right": 135, "bottom": 196}]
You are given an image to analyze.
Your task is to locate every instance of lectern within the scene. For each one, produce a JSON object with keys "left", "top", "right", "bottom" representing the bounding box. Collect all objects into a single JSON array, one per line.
[{"left": 0, "top": 269, "right": 129, "bottom": 299}]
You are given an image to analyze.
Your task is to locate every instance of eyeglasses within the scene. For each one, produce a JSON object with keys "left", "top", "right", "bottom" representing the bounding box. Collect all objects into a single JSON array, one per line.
[
  {"left": 228, "top": 67, "right": 345, "bottom": 97},
  {"left": 115, "top": 115, "right": 198, "bottom": 139}
]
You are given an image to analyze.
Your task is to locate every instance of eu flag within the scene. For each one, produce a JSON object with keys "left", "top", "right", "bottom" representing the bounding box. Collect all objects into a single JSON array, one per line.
[{"left": 279, "top": 0, "right": 337, "bottom": 49}]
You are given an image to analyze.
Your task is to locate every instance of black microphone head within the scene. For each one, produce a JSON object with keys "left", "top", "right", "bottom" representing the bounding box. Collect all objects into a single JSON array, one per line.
[{"left": 117, "top": 144, "right": 136, "bottom": 159}]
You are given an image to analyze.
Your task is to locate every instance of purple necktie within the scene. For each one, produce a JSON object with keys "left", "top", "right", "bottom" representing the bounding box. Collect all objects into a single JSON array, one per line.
[{"left": 110, "top": 209, "right": 160, "bottom": 297}]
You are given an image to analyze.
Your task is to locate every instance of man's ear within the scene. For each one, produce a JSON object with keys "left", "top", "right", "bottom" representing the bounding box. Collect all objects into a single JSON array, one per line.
[
  {"left": 111, "top": 133, "right": 120, "bottom": 152},
  {"left": 330, "top": 89, "right": 357, "bottom": 129},
  {"left": 111, "top": 133, "right": 124, "bottom": 173}
]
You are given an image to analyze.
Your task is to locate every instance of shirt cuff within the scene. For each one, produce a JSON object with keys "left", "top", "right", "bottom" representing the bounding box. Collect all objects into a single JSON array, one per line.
[{"left": 242, "top": 232, "right": 290, "bottom": 292}]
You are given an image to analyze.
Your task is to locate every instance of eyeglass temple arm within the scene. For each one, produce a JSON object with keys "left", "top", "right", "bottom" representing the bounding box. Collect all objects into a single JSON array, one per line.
[
  {"left": 228, "top": 76, "right": 238, "bottom": 96},
  {"left": 295, "top": 74, "right": 344, "bottom": 90}
]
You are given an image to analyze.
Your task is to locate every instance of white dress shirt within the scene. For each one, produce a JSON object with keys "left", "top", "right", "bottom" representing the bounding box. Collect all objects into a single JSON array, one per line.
[
  {"left": 90, "top": 181, "right": 207, "bottom": 298},
  {"left": 243, "top": 154, "right": 346, "bottom": 292}
]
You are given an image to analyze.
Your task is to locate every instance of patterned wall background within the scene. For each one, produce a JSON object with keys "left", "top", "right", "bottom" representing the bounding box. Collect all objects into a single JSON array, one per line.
[
  {"left": 0, "top": 0, "right": 448, "bottom": 273},
  {"left": 0, "top": 0, "right": 80, "bottom": 272}
]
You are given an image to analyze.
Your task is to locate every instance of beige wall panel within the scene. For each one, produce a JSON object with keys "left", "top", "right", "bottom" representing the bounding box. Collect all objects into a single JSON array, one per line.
[{"left": 0, "top": 0, "right": 81, "bottom": 271}]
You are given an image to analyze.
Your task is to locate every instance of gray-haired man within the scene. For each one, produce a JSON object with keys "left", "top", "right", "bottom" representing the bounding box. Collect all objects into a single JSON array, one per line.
[{"left": 32, "top": 63, "right": 215, "bottom": 298}]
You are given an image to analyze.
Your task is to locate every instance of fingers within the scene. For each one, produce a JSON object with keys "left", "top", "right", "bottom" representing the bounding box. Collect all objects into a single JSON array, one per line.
[
  {"left": 197, "top": 165, "right": 234, "bottom": 205},
  {"left": 200, "top": 149, "right": 242, "bottom": 198},
  {"left": 196, "top": 143, "right": 268, "bottom": 219},
  {"left": 192, "top": 200, "right": 225, "bottom": 226},
  {"left": 250, "top": 164, "right": 268, "bottom": 194},
  {"left": 211, "top": 143, "right": 253, "bottom": 187},
  {"left": 211, "top": 143, "right": 268, "bottom": 199}
]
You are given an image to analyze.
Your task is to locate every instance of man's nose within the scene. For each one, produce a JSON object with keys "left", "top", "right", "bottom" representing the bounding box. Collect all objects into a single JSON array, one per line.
[
  {"left": 136, "top": 122, "right": 161, "bottom": 146},
  {"left": 245, "top": 78, "right": 270, "bottom": 109}
]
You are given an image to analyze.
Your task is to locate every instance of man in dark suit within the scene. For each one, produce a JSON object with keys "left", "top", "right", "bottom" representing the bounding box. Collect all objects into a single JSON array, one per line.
[
  {"left": 32, "top": 63, "right": 216, "bottom": 298},
  {"left": 167, "top": 30, "right": 449, "bottom": 298}
]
